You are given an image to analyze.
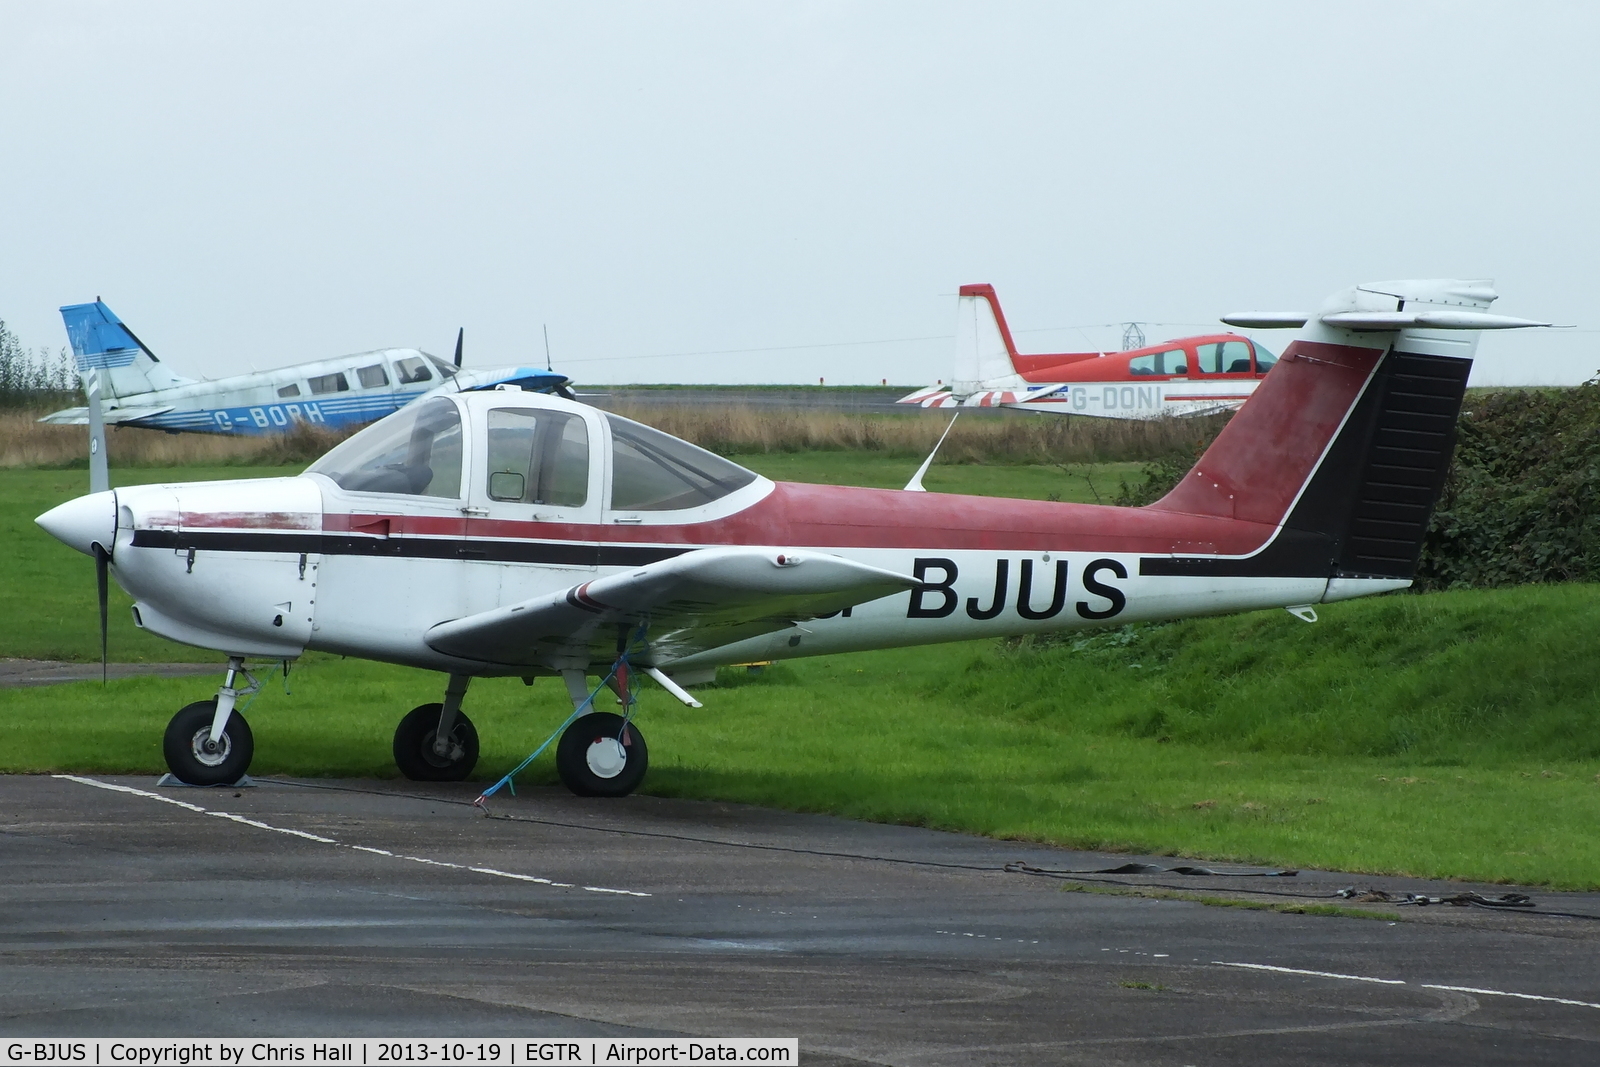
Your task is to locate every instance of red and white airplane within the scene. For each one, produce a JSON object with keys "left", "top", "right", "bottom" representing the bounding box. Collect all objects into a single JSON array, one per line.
[
  {"left": 900, "top": 283, "right": 1279, "bottom": 418},
  {"left": 35, "top": 280, "right": 1548, "bottom": 796}
]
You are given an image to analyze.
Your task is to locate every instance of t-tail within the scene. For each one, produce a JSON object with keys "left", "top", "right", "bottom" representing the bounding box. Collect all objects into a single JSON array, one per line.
[
  {"left": 59, "top": 300, "right": 195, "bottom": 401},
  {"left": 949, "top": 283, "right": 1030, "bottom": 395},
  {"left": 898, "top": 283, "right": 1100, "bottom": 407},
  {"left": 1147, "top": 279, "right": 1550, "bottom": 597},
  {"left": 898, "top": 284, "right": 1033, "bottom": 407}
]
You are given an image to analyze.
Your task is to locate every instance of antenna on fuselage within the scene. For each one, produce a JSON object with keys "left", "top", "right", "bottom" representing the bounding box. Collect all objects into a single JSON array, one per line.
[
  {"left": 543, "top": 324, "right": 552, "bottom": 372},
  {"left": 903, "top": 413, "right": 960, "bottom": 492}
]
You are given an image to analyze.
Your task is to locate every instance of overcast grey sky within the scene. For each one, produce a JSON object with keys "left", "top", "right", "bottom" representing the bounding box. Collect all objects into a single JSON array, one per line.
[{"left": 2, "top": 1, "right": 1595, "bottom": 386}]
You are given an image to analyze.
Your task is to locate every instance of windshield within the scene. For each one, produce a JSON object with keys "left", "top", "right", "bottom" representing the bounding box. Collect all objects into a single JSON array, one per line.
[
  {"left": 425, "top": 353, "right": 459, "bottom": 378},
  {"left": 606, "top": 414, "right": 757, "bottom": 511},
  {"left": 307, "top": 397, "right": 464, "bottom": 498},
  {"left": 1252, "top": 341, "right": 1278, "bottom": 373}
]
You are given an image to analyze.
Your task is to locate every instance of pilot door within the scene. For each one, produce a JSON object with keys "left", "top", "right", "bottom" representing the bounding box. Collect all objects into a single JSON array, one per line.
[{"left": 466, "top": 404, "right": 603, "bottom": 607}]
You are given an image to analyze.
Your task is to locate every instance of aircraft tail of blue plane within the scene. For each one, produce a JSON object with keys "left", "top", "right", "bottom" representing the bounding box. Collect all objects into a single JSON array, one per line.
[{"left": 59, "top": 301, "right": 196, "bottom": 400}]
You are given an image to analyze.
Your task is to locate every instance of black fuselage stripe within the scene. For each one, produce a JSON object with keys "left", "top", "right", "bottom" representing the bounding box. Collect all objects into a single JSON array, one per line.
[{"left": 129, "top": 528, "right": 685, "bottom": 567}]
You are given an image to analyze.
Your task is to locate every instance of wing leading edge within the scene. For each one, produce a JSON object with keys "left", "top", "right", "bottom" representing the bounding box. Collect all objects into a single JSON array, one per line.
[{"left": 424, "top": 546, "right": 917, "bottom": 669}]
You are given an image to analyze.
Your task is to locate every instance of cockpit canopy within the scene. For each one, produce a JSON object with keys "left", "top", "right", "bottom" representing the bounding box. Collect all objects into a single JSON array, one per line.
[
  {"left": 307, "top": 394, "right": 760, "bottom": 514},
  {"left": 310, "top": 396, "right": 465, "bottom": 497}
]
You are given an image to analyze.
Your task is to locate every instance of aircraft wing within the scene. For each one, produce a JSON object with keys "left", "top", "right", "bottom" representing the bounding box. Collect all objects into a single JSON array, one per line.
[
  {"left": 424, "top": 547, "right": 917, "bottom": 668},
  {"left": 38, "top": 404, "right": 176, "bottom": 426}
]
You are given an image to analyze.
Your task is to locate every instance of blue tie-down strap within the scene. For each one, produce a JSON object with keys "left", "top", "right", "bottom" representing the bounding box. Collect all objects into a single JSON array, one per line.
[{"left": 475, "top": 653, "right": 644, "bottom": 808}]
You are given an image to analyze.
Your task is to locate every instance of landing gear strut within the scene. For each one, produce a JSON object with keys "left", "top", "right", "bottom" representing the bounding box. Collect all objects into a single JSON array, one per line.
[
  {"left": 163, "top": 657, "right": 257, "bottom": 785},
  {"left": 393, "top": 673, "right": 479, "bottom": 781}
]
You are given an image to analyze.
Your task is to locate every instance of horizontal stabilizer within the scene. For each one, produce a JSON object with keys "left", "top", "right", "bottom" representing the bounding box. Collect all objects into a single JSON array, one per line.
[
  {"left": 425, "top": 546, "right": 917, "bottom": 668},
  {"left": 897, "top": 385, "right": 949, "bottom": 404},
  {"left": 1220, "top": 312, "right": 1310, "bottom": 329},
  {"left": 1320, "top": 310, "right": 1552, "bottom": 331},
  {"left": 38, "top": 404, "right": 176, "bottom": 426}
]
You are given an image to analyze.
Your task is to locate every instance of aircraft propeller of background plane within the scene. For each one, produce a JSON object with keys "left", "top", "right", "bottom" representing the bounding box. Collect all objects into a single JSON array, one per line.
[
  {"left": 35, "top": 280, "right": 1550, "bottom": 797},
  {"left": 39, "top": 299, "right": 571, "bottom": 435},
  {"left": 901, "top": 283, "right": 1280, "bottom": 419}
]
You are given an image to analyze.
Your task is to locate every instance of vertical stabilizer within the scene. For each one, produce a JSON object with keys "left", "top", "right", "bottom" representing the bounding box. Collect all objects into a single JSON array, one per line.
[
  {"left": 59, "top": 301, "right": 194, "bottom": 401},
  {"left": 951, "top": 284, "right": 1024, "bottom": 394},
  {"left": 1151, "top": 280, "right": 1549, "bottom": 589}
]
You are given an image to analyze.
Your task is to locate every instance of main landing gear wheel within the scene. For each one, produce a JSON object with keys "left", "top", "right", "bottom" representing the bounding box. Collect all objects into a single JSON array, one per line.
[
  {"left": 163, "top": 699, "right": 254, "bottom": 786},
  {"left": 555, "top": 712, "right": 649, "bottom": 797},
  {"left": 393, "top": 702, "right": 480, "bottom": 781}
]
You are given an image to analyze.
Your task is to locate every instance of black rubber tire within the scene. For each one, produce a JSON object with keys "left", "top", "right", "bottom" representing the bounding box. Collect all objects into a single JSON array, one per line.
[
  {"left": 555, "top": 712, "right": 648, "bottom": 797},
  {"left": 393, "top": 702, "right": 480, "bottom": 782},
  {"left": 162, "top": 699, "right": 255, "bottom": 786}
]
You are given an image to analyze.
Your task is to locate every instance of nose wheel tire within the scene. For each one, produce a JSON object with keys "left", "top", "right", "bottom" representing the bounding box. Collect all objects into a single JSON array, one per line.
[
  {"left": 393, "top": 702, "right": 480, "bottom": 782},
  {"left": 555, "top": 712, "right": 648, "bottom": 797},
  {"left": 163, "top": 699, "right": 254, "bottom": 786}
]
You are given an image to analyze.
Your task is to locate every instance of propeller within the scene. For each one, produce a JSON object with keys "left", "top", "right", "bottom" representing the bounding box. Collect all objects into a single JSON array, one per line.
[
  {"left": 87, "top": 365, "right": 110, "bottom": 683},
  {"left": 453, "top": 327, "right": 464, "bottom": 368},
  {"left": 94, "top": 543, "right": 109, "bottom": 685}
]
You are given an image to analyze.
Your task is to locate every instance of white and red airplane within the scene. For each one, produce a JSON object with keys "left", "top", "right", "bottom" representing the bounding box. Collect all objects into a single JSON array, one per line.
[
  {"left": 900, "top": 283, "right": 1278, "bottom": 418},
  {"left": 35, "top": 280, "right": 1549, "bottom": 796}
]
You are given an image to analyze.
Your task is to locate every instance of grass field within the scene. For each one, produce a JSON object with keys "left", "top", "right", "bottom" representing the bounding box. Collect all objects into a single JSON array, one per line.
[
  {"left": 5, "top": 592, "right": 1600, "bottom": 887},
  {"left": 8, "top": 457, "right": 1600, "bottom": 888}
]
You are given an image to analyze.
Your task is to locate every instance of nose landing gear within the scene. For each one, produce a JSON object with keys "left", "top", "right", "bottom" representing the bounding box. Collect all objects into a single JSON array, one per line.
[
  {"left": 162, "top": 656, "right": 258, "bottom": 786},
  {"left": 163, "top": 699, "right": 255, "bottom": 786}
]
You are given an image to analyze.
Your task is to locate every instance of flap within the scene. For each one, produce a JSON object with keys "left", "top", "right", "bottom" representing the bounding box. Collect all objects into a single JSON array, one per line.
[{"left": 425, "top": 546, "right": 917, "bottom": 669}]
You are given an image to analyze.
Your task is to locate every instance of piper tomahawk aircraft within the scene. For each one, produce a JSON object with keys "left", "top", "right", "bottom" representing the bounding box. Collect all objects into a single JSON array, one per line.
[
  {"left": 900, "top": 283, "right": 1278, "bottom": 418},
  {"left": 39, "top": 299, "right": 571, "bottom": 435},
  {"left": 36, "top": 280, "right": 1549, "bottom": 795}
]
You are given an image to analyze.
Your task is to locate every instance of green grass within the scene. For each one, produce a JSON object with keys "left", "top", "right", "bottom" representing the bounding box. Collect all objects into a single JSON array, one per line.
[{"left": 7, "top": 588, "right": 1600, "bottom": 887}]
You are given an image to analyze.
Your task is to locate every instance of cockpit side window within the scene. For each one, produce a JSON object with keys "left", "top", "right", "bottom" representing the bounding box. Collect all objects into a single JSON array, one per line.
[
  {"left": 1128, "top": 348, "right": 1187, "bottom": 376},
  {"left": 1219, "top": 340, "right": 1252, "bottom": 373},
  {"left": 606, "top": 414, "right": 757, "bottom": 512},
  {"left": 1197, "top": 341, "right": 1253, "bottom": 374},
  {"left": 394, "top": 357, "right": 434, "bottom": 385},
  {"left": 307, "top": 397, "right": 463, "bottom": 498},
  {"left": 486, "top": 408, "right": 589, "bottom": 507}
]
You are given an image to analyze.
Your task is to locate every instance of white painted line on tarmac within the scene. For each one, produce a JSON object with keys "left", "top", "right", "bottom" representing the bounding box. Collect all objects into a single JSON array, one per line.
[
  {"left": 1215, "top": 961, "right": 1600, "bottom": 1011},
  {"left": 470, "top": 865, "right": 573, "bottom": 887},
  {"left": 1213, "top": 961, "right": 1406, "bottom": 985},
  {"left": 55, "top": 774, "right": 209, "bottom": 813},
  {"left": 1421, "top": 984, "right": 1600, "bottom": 1011},
  {"left": 55, "top": 774, "right": 651, "bottom": 897},
  {"left": 209, "top": 810, "right": 338, "bottom": 843}
]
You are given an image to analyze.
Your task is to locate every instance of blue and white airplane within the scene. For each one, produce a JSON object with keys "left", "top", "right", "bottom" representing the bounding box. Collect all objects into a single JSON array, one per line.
[{"left": 40, "top": 300, "right": 571, "bottom": 435}]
